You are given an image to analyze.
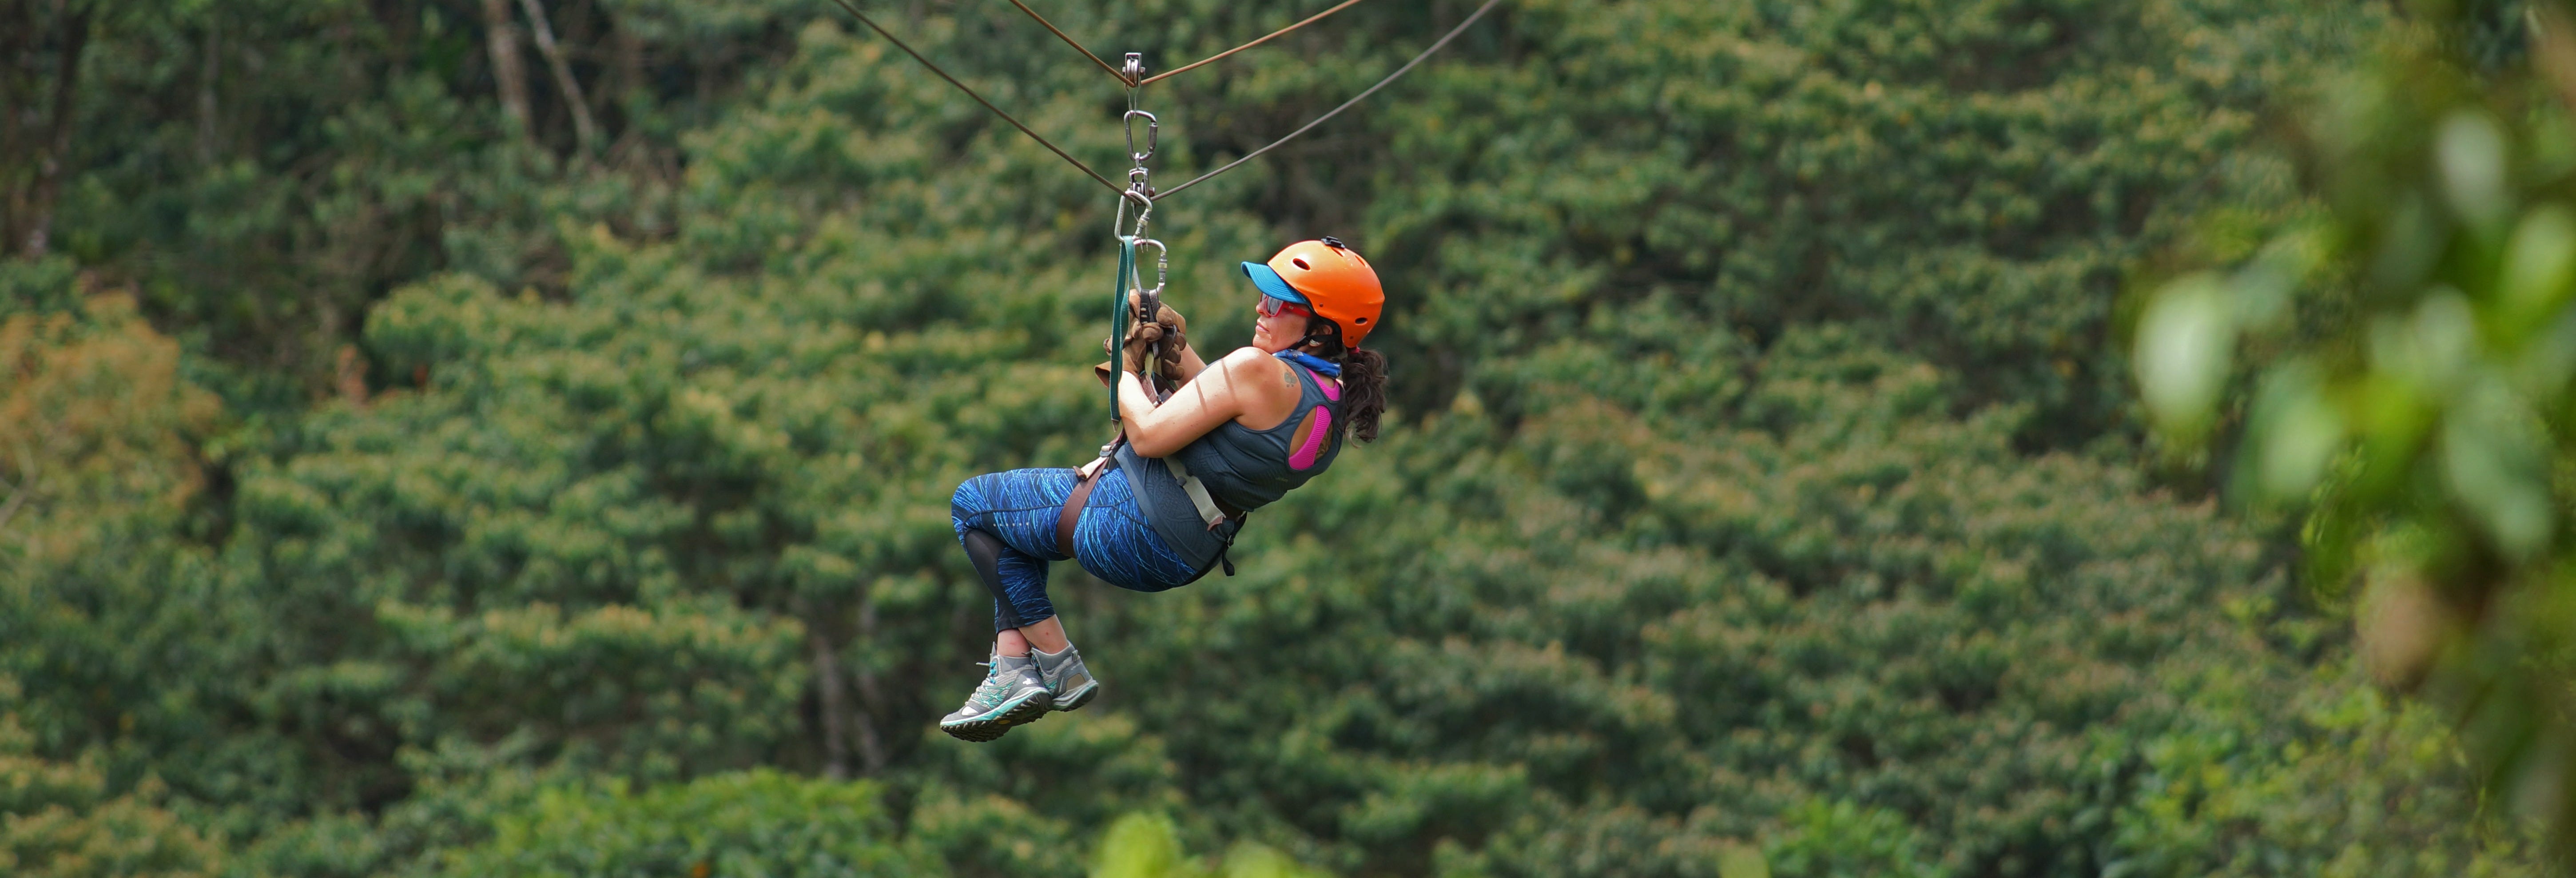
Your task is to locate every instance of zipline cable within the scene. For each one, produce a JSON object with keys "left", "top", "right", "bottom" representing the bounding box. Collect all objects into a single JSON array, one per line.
[
  {"left": 1156, "top": 0, "right": 1501, "bottom": 198},
  {"left": 996, "top": 0, "right": 1375, "bottom": 89},
  {"left": 1136, "top": 0, "right": 1372, "bottom": 87},
  {"left": 827, "top": 0, "right": 1502, "bottom": 201},
  {"left": 1000, "top": 0, "right": 1133, "bottom": 85},
  {"left": 825, "top": 0, "right": 1124, "bottom": 194}
]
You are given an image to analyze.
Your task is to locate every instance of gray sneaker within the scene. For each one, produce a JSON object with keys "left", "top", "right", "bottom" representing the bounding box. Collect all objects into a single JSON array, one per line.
[
  {"left": 939, "top": 654, "right": 1055, "bottom": 742},
  {"left": 1032, "top": 645, "right": 1099, "bottom": 711}
]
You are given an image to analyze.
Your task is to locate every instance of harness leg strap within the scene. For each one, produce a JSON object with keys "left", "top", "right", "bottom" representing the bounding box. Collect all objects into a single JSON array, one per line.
[{"left": 1057, "top": 459, "right": 1112, "bottom": 557}]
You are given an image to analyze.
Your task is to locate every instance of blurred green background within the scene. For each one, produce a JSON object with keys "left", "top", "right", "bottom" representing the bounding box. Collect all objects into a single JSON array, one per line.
[{"left": 1, "top": 0, "right": 2566, "bottom": 875}]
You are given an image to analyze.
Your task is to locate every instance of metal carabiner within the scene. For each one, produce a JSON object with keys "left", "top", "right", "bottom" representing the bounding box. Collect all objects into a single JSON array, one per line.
[
  {"left": 1125, "top": 236, "right": 1175, "bottom": 395},
  {"left": 1114, "top": 188, "right": 1154, "bottom": 239},
  {"left": 1124, "top": 110, "right": 1159, "bottom": 165},
  {"left": 1129, "top": 238, "right": 1169, "bottom": 302}
]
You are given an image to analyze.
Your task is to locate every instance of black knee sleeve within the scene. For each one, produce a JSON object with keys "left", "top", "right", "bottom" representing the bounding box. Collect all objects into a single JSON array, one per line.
[{"left": 961, "top": 528, "right": 1024, "bottom": 630}]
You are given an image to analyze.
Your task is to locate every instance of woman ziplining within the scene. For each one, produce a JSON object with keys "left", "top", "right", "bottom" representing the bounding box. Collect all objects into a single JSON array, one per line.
[
  {"left": 810, "top": 0, "right": 1495, "bottom": 740},
  {"left": 939, "top": 238, "right": 1388, "bottom": 740}
]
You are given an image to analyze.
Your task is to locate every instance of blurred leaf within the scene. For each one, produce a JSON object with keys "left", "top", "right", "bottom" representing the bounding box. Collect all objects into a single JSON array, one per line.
[{"left": 2136, "top": 274, "right": 2238, "bottom": 441}]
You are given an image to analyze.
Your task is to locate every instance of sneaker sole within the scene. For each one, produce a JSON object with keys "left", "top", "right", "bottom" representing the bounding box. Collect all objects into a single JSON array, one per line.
[
  {"left": 938, "top": 690, "right": 1054, "bottom": 742},
  {"left": 1049, "top": 681, "right": 1099, "bottom": 712}
]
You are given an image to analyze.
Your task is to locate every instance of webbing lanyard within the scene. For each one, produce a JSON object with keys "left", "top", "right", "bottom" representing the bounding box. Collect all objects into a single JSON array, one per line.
[
  {"left": 1108, "top": 52, "right": 1166, "bottom": 425},
  {"left": 1108, "top": 235, "right": 1136, "bottom": 421}
]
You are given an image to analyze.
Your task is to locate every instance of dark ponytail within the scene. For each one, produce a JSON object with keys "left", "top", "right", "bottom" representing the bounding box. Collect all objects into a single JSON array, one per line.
[
  {"left": 1302, "top": 318, "right": 1388, "bottom": 442},
  {"left": 1337, "top": 346, "right": 1388, "bottom": 442}
]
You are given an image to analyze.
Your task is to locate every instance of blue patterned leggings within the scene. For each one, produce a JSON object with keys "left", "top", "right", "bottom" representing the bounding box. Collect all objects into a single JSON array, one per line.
[{"left": 950, "top": 466, "right": 1203, "bottom": 632}]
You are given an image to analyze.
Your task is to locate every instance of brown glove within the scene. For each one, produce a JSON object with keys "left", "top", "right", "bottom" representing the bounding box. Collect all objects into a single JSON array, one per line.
[
  {"left": 1153, "top": 303, "right": 1187, "bottom": 371},
  {"left": 1127, "top": 292, "right": 1188, "bottom": 373},
  {"left": 1129, "top": 291, "right": 1188, "bottom": 333},
  {"left": 1119, "top": 321, "right": 1165, "bottom": 374}
]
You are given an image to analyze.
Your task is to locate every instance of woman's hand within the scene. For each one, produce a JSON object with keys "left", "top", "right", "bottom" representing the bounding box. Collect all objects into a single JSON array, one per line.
[
  {"left": 1126, "top": 291, "right": 1205, "bottom": 381},
  {"left": 1128, "top": 290, "right": 1188, "bottom": 334},
  {"left": 1118, "top": 322, "right": 1165, "bottom": 374}
]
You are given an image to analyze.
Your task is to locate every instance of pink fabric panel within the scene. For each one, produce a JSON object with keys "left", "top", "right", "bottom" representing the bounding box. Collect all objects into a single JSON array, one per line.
[
  {"left": 1290, "top": 408, "right": 1333, "bottom": 470},
  {"left": 1312, "top": 369, "right": 1341, "bottom": 401}
]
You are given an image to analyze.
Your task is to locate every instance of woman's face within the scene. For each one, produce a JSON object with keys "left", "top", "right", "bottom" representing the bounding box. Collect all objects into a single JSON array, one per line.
[{"left": 1251, "top": 298, "right": 1312, "bottom": 353}]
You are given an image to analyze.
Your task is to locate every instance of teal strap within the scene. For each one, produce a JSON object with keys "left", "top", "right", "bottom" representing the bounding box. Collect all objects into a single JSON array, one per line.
[{"left": 1109, "top": 237, "right": 1136, "bottom": 422}]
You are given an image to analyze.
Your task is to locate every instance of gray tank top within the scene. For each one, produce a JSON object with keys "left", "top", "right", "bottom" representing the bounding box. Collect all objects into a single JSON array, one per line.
[{"left": 1120, "top": 355, "right": 1345, "bottom": 568}]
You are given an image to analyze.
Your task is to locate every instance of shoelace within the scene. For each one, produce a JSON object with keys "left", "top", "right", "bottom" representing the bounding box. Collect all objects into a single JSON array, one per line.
[{"left": 969, "top": 658, "right": 1021, "bottom": 707}]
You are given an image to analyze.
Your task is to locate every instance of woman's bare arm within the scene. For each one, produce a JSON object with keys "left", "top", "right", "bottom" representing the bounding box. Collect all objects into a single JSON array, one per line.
[{"left": 1119, "top": 347, "right": 1297, "bottom": 457}]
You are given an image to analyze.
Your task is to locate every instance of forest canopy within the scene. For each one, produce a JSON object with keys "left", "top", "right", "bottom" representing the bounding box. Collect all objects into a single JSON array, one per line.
[{"left": 0, "top": 0, "right": 2554, "bottom": 876}]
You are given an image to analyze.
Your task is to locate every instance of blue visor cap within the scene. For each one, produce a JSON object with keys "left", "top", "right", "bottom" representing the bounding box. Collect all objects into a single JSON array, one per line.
[{"left": 1240, "top": 261, "right": 1310, "bottom": 304}]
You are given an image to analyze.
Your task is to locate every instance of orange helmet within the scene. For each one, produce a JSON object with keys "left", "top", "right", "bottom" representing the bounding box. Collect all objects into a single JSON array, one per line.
[{"left": 1240, "top": 237, "right": 1384, "bottom": 347}]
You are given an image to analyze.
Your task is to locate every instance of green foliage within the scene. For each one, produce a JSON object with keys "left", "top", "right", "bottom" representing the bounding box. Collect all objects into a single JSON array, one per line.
[
  {"left": 1365, "top": 0, "right": 2371, "bottom": 446},
  {"left": 2108, "top": 666, "right": 2541, "bottom": 877},
  {"left": 429, "top": 769, "right": 935, "bottom": 878},
  {"left": 0, "top": 707, "right": 223, "bottom": 878},
  {"left": 1095, "top": 814, "right": 1193, "bottom": 878},
  {"left": 1761, "top": 799, "right": 1944, "bottom": 878},
  {"left": 1091, "top": 812, "right": 1335, "bottom": 878},
  {"left": 0, "top": 281, "right": 219, "bottom": 566},
  {"left": 2131, "top": 0, "right": 2576, "bottom": 857},
  {"left": 0, "top": 278, "right": 241, "bottom": 829},
  {"left": 0, "top": 0, "right": 2554, "bottom": 876}
]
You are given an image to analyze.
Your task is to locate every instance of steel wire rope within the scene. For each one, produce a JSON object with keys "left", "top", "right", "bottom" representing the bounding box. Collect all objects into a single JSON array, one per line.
[
  {"left": 999, "top": 0, "right": 1133, "bottom": 85},
  {"left": 824, "top": 0, "right": 1125, "bottom": 194},
  {"left": 1156, "top": 0, "right": 1501, "bottom": 198},
  {"left": 994, "top": 0, "right": 1375, "bottom": 88},
  {"left": 1136, "top": 0, "right": 1373, "bottom": 86}
]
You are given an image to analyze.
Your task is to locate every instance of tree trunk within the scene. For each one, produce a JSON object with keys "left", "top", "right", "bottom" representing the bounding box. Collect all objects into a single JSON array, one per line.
[
  {"left": 481, "top": 0, "right": 532, "bottom": 139},
  {"left": 1, "top": 0, "right": 34, "bottom": 249},
  {"left": 793, "top": 595, "right": 855, "bottom": 777},
  {"left": 806, "top": 620, "right": 851, "bottom": 781},
  {"left": 21, "top": 2, "right": 89, "bottom": 259},
  {"left": 851, "top": 592, "right": 888, "bottom": 775},
  {"left": 516, "top": 0, "right": 598, "bottom": 157},
  {"left": 609, "top": 21, "right": 643, "bottom": 163},
  {"left": 615, "top": 20, "right": 643, "bottom": 104}
]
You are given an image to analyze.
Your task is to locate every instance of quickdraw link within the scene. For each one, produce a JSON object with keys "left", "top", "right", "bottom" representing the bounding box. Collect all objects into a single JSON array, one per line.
[{"left": 1105, "top": 51, "right": 1174, "bottom": 431}]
